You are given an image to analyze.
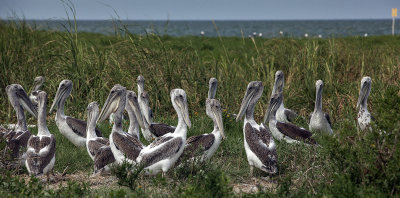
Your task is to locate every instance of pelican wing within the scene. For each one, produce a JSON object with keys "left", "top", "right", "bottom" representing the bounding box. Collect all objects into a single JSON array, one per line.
[
  {"left": 93, "top": 145, "right": 115, "bottom": 172},
  {"left": 245, "top": 123, "right": 277, "bottom": 170},
  {"left": 284, "top": 109, "right": 298, "bottom": 122},
  {"left": 140, "top": 137, "right": 183, "bottom": 167},
  {"left": 258, "top": 125, "right": 273, "bottom": 146},
  {"left": 324, "top": 112, "right": 332, "bottom": 126},
  {"left": 87, "top": 137, "right": 109, "bottom": 157},
  {"left": 26, "top": 135, "right": 56, "bottom": 175},
  {"left": 150, "top": 123, "right": 176, "bottom": 137},
  {"left": 112, "top": 132, "right": 143, "bottom": 161},
  {"left": 66, "top": 117, "right": 103, "bottom": 138},
  {"left": 276, "top": 122, "right": 317, "bottom": 144},
  {"left": 149, "top": 136, "right": 173, "bottom": 148},
  {"left": 5, "top": 130, "right": 31, "bottom": 158},
  {"left": 186, "top": 134, "right": 215, "bottom": 153}
]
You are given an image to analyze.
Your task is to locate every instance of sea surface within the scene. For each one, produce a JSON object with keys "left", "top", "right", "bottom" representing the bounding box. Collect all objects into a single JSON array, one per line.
[{"left": 24, "top": 19, "right": 399, "bottom": 38}]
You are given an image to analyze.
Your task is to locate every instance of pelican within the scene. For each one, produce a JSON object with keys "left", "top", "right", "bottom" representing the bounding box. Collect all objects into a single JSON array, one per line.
[
  {"left": 236, "top": 81, "right": 278, "bottom": 176},
  {"left": 29, "top": 76, "right": 45, "bottom": 108},
  {"left": 264, "top": 71, "right": 297, "bottom": 124},
  {"left": 98, "top": 85, "right": 143, "bottom": 165},
  {"left": 3, "top": 84, "right": 38, "bottom": 161},
  {"left": 125, "top": 90, "right": 146, "bottom": 140},
  {"left": 266, "top": 92, "right": 317, "bottom": 144},
  {"left": 140, "top": 91, "right": 176, "bottom": 140},
  {"left": 50, "top": 80, "right": 103, "bottom": 147},
  {"left": 85, "top": 102, "right": 115, "bottom": 175},
  {"left": 25, "top": 91, "right": 56, "bottom": 182},
  {"left": 179, "top": 78, "right": 221, "bottom": 162},
  {"left": 137, "top": 75, "right": 175, "bottom": 141},
  {"left": 357, "top": 77, "right": 373, "bottom": 131},
  {"left": 309, "top": 80, "right": 333, "bottom": 135},
  {"left": 136, "top": 89, "right": 191, "bottom": 176},
  {"left": 182, "top": 98, "right": 224, "bottom": 162}
]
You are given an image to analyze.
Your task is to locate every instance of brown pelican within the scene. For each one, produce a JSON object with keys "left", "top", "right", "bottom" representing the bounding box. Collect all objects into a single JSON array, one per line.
[
  {"left": 50, "top": 80, "right": 103, "bottom": 147},
  {"left": 25, "top": 91, "right": 56, "bottom": 182},
  {"left": 125, "top": 91, "right": 146, "bottom": 139},
  {"left": 264, "top": 71, "right": 297, "bottom": 124},
  {"left": 29, "top": 76, "right": 45, "bottom": 108},
  {"left": 179, "top": 78, "right": 221, "bottom": 162},
  {"left": 266, "top": 92, "right": 317, "bottom": 144},
  {"left": 309, "top": 80, "right": 333, "bottom": 135},
  {"left": 3, "top": 84, "right": 38, "bottom": 161},
  {"left": 357, "top": 77, "right": 373, "bottom": 131},
  {"left": 137, "top": 75, "right": 175, "bottom": 141},
  {"left": 136, "top": 89, "right": 191, "bottom": 176},
  {"left": 236, "top": 81, "right": 278, "bottom": 176},
  {"left": 140, "top": 91, "right": 176, "bottom": 140},
  {"left": 85, "top": 102, "right": 115, "bottom": 175},
  {"left": 182, "top": 98, "right": 224, "bottom": 162},
  {"left": 98, "top": 85, "right": 143, "bottom": 165}
]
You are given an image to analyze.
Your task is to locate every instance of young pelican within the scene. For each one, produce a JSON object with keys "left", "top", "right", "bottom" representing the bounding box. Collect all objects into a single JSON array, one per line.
[
  {"left": 309, "top": 80, "right": 333, "bottom": 135},
  {"left": 236, "top": 81, "right": 278, "bottom": 176},
  {"left": 29, "top": 76, "right": 45, "bottom": 108},
  {"left": 136, "top": 89, "right": 191, "bottom": 176},
  {"left": 181, "top": 98, "right": 224, "bottom": 162},
  {"left": 357, "top": 77, "right": 373, "bottom": 131},
  {"left": 3, "top": 84, "right": 38, "bottom": 161},
  {"left": 266, "top": 92, "right": 317, "bottom": 144},
  {"left": 137, "top": 75, "right": 175, "bottom": 141},
  {"left": 98, "top": 85, "right": 143, "bottom": 165},
  {"left": 86, "top": 102, "right": 115, "bottom": 175},
  {"left": 125, "top": 91, "right": 146, "bottom": 140},
  {"left": 26, "top": 91, "right": 56, "bottom": 182},
  {"left": 50, "top": 80, "right": 103, "bottom": 147},
  {"left": 264, "top": 71, "right": 297, "bottom": 124}
]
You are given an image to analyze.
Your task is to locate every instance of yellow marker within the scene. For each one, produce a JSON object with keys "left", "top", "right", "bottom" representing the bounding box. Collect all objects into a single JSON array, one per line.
[{"left": 393, "top": 8, "right": 397, "bottom": 17}]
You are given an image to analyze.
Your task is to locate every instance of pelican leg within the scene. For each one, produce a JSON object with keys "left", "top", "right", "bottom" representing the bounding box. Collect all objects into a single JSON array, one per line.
[
  {"left": 46, "top": 172, "right": 50, "bottom": 183},
  {"left": 250, "top": 165, "right": 254, "bottom": 177}
]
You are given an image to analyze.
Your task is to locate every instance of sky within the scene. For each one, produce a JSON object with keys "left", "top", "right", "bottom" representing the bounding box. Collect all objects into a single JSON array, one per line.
[{"left": 0, "top": 0, "right": 399, "bottom": 20}]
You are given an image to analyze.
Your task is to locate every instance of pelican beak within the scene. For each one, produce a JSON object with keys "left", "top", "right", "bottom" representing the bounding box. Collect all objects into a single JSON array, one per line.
[
  {"left": 236, "top": 89, "right": 254, "bottom": 121},
  {"left": 263, "top": 99, "right": 274, "bottom": 124},
  {"left": 50, "top": 81, "right": 72, "bottom": 113},
  {"left": 127, "top": 93, "right": 145, "bottom": 129},
  {"left": 212, "top": 105, "right": 224, "bottom": 139},
  {"left": 357, "top": 81, "right": 369, "bottom": 109},
  {"left": 98, "top": 90, "right": 121, "bottom": 122},
  {"left": 175, "top": 96, "right": 191, "bottom": 128},
  {"left": 17, "top": 88, "right": 38, "bottom": 118}
]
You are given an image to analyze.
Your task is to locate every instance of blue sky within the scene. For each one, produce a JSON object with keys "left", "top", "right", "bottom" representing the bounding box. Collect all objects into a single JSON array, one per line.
[{"left": 1, "top": 0, "right": 399, "bottom": 20}]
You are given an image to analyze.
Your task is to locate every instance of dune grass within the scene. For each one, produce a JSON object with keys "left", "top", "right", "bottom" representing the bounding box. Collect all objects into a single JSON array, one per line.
[{"left": 1, "top": 18, "right": 400, "bottom": 197}]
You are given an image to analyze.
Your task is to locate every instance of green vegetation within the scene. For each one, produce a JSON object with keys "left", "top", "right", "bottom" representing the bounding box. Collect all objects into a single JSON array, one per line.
[{"left": 1, "top": 18, "right": 399, "bottom": 197}]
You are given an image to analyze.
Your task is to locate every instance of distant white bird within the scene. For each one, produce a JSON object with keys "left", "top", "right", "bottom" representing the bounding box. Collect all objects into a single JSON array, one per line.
[
  {"left": 258, "top": 33, "right": 263, "bottom": 37},
  {"left": 279, "top": 31, "right": 283, "bottom": 36},
  {"left": 318, "top": 34, "right": 322, "bottom": 38},
  {"left": 304, "top": 33, "right": 309, "bottom": 38},
  {"left": 200, "top": 31, "right": 205, "bottom": 36},
  {"left": 364, "top": 33, "right": 368, "bottom": 37},
  {"left": 253, "top": 32, "right": 257, "bottom": 37}
]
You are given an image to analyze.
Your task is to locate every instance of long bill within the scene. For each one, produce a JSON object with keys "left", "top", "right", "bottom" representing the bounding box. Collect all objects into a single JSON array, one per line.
[
  {"left": 175, "top": 97, "right": 191, "bottom": 128},
  {"left": 236, "top": 89, "right": 254, "bottom": 121},
  {"left": 127, "top": 93, "right": 145, "bottom": 129},
  {"left": 356, "top": 83, "right": 368, "bottom": 109},
  {"left": 98, "top": 92, "right": 121, "bottom": 123},
  {"left": 212, "top": 105, "right": 225, "bottom": 139},
  {"left": 16, "top": 87, "right": 38, "bottom": 118},
  {"left": 50, "top": 85, "right": 65, "bottom": 113}
]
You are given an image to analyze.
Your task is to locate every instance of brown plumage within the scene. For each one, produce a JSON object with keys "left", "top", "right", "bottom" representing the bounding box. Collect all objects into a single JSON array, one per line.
[
  {"left": 4, "top": 130, "right": 31, "bottom": 158},
  {"left": 245, "top": 123, "right": 277, "bottom": 172},
  {"left": 149, "top": 123, "right": 176, "bottom": 137},
  {"left": 276, "top": 122, "right": 317, "bottom": 144},
  {"left": 112, "top": 132, "right": 143, "bottom": 161},
  {"left": 66, "top": 117, "right": 103, "bottom": 138},
  {"left": 140, "top": 137, "right": 183, "bottom": 167},
  {"left": 26, "top": 135, "right": 56, "bottom": 175}
]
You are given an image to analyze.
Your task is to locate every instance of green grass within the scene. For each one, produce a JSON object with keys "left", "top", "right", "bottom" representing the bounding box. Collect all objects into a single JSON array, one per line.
[{"left": 1, "top": 18, "right": 400, "bottom": 197}]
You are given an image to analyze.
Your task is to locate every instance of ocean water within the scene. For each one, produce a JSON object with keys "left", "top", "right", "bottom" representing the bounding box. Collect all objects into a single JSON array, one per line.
[{"left": 25, "top": 19, "right": 399, "bottom": 38}]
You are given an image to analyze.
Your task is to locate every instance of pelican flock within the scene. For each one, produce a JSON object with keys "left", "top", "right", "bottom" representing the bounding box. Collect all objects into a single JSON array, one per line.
[{"left": 1, "top": 71, "right": 381, "bottom": 183}]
